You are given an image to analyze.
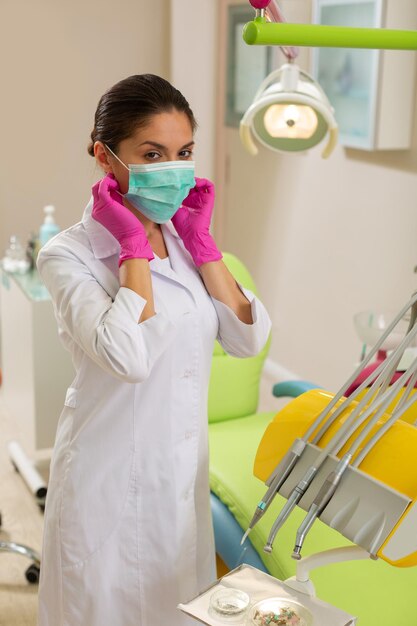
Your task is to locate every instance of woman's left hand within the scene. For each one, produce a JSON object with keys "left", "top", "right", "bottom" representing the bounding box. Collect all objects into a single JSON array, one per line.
[{"left": 172, "top": 178, "right": 222, "bottom": 267}]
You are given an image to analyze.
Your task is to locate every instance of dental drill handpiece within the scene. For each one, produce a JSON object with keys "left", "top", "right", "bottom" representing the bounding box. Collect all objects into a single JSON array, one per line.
[
  {"left": 263, "top": 464, "right": 318, "bottom": 553},
  {"left": 241, "top": 439, "right": 307, "bottom": 545},
  {"left": 291, "top": 453, "right": 352, "bottom": 560}
]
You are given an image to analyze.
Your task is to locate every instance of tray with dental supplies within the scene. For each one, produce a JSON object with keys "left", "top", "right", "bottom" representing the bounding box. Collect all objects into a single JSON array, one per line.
[{"left": 178, "top": 564, "right": 356, "bottom": 625}]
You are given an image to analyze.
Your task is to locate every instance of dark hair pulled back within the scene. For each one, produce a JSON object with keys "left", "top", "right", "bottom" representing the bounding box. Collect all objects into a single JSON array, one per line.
[{"left": 88, "top": 74, "right": 197, "bottom": 157}]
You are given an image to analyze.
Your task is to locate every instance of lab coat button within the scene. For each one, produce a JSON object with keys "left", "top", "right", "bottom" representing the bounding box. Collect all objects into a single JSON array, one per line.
[
  {"left": 185, "top": 431, "right": 193, "bottom": 440},
  {"left": 181, "top": 369, "right": 193, "bottom": 379}
]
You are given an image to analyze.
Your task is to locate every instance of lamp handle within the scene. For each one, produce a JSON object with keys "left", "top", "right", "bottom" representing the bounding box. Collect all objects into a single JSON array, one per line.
[
  {"left": 322, "top": 126, "right": 339, "bottom": 159},
  {"left": 239, "top": 122, "right": 259, "bottom": 155}
]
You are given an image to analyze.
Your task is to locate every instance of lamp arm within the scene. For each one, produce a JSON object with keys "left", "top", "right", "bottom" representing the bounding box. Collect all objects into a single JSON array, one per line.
[{"left": 244, "top": 20, "right": 417, "bottom": 51}]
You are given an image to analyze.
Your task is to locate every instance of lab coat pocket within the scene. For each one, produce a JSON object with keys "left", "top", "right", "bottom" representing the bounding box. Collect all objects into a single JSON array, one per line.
[{"left": 59, "top": 442, "right": 135, "bottom": 569}]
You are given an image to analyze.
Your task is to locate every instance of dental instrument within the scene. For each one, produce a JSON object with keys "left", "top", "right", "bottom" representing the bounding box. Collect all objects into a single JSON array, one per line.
[
  {"left": 265, "top": 323, "right": 417, "bottom": 553},
  {"left": 291, "top": 354, "right": 417, "bottom": 559},
  {"left": 243, "top": 294, "right": 417, "bottom": 544},
  {"left": 353, "top": 375, "right": 417, "bottom": 469}
]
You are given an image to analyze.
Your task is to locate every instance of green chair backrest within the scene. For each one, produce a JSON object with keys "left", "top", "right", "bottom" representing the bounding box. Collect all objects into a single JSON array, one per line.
[{"left": 208, "top": 252, "right": 271, "bottom": 423}]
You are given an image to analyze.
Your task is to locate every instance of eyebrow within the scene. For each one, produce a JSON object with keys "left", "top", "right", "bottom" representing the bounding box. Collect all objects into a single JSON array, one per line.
[{"left": 137, "top": 141, "right": 195, "bottom": 151}]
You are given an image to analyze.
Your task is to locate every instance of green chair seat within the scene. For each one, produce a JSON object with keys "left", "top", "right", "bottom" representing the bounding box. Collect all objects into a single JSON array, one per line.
[{"left": 209, "top": 413, "right": 417, "bottom": 626}]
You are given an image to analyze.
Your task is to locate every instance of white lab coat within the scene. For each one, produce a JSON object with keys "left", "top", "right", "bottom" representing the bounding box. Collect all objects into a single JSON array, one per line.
[{"left": 36, "top": 199, "right": 271, "bottom": 626}]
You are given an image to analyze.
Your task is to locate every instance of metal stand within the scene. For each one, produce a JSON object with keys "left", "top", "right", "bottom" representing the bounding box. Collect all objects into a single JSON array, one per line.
[
  {"left": 0, "top": 540, "right": 41, "bottom": 584},
  {"left": 285, "top": 546, "right": 372, "bottom": 597}
]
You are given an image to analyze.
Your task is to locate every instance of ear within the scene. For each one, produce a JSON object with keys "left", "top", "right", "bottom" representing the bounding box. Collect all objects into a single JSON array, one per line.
[{"left": 94, "top": 142, "right": 113, "bottom": 174}]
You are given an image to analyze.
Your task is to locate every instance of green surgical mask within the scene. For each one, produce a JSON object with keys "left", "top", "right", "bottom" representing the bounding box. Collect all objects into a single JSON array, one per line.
[{"left": 105, "top": 145, "right": 195, "bottom": 224}]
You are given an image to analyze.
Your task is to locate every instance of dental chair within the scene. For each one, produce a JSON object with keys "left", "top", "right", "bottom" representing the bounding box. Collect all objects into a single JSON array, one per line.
[
  {"left": 208, "top": 252, "right": 274, "bottom": 573},
  {"left": 208, "top": 256, "right": 417, "bottom": 625}
]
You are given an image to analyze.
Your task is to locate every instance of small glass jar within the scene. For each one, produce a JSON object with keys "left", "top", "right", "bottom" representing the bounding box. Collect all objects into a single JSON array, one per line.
[
  {"left": 3, "top": 236, "right": 30, "bottom": 274},
  {"left": 209, "top": 587, "right": 251, "bottom": 622},
  {"left": 246, "top": 597, "right": 313, "bottom": 626}
]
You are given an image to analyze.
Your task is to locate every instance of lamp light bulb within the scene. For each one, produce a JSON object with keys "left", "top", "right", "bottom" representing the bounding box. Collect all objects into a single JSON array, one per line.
[{"left": 264, "top": 104, "right": 319, "bottom": 139}]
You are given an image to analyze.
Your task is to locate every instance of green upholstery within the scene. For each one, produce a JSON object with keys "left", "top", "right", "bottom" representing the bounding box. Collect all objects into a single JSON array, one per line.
[
  {"left": 208, "top": 252, "right": 271, "bottom": 423},
  {"left": 208, "top": 255, "right": 417, "bottom": 625}
]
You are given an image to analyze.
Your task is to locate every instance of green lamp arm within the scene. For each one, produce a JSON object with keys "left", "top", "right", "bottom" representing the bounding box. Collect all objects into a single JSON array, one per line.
[{"left": 243, "top": 19, "right": 417, "bottom": 51}]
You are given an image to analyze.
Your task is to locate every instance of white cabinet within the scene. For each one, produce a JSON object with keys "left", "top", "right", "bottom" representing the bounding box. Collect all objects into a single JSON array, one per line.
[
  {"left": 0, "top": 269, "right": 74, "bottom": 457},
  {"left": 312, "top": 0, "right": 417, "bottom": 150}
]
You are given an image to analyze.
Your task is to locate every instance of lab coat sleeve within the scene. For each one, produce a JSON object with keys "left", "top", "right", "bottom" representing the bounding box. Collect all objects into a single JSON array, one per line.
[
  {"left": 211, "top": 284, "right": 272, "bottom": 358},
  {"left": 37, "top": 245, "right": 177, "bottom": 383}
]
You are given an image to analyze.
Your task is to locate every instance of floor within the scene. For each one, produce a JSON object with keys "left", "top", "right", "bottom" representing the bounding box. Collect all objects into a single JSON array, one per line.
[
  {"left": 0, "top": 375, "right": 281, "bottom": 626},
  {"left": 0, "top": 392, "right": 45, "bottom": 626}
]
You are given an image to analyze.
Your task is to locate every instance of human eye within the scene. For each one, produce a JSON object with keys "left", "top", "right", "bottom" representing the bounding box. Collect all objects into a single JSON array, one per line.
[
  {"left": 179, "top": 149, "right": 194, "bottom": 159},
  {"left": 145, "top": 151, "right": 162, "bottom": 161}
]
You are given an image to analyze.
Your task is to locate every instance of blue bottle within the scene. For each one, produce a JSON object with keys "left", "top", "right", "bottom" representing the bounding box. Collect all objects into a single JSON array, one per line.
[{"left": 39, "top": 205, "right": 60, "bottom": 246}]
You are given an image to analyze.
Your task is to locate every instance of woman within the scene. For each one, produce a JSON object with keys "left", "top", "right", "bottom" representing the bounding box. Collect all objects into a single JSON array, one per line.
[{"left": 37, "top": 74, "right": 271, "bottom": 626}]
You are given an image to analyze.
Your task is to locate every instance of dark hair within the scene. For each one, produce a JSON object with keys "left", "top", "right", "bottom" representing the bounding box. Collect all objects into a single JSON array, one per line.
[{"left": 87, "top": 74, "right": 197, "bottom": 157}]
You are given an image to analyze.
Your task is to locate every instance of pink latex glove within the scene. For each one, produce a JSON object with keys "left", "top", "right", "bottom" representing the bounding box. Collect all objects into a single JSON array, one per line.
[
  {"left": 92, "top": 173, "right": 154, "bottom": 266},
  {"left": 172, "top": 178, "right": 222, "bottom": 267}
]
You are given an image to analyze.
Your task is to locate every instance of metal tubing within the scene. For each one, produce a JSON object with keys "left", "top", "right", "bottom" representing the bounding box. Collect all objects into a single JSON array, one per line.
[
  {"left": 243, "top": 19, "right": 417, "bottom": 51},
  {"left": 0, "top": 541, "right": 41, "bottom": 567}
]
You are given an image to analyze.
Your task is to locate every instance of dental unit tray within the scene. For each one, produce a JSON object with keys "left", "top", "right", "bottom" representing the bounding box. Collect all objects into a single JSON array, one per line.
[
  {"left": 248, "top": 292, "right": 417, "bottom": 567},
  {"left": 254, "top": 387, "right": 417, "bottom": 566},
  {"left": 261, "top": 438, "right": 409, "bottom": 557}
]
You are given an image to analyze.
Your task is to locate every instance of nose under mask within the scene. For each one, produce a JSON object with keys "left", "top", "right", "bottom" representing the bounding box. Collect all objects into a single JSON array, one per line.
[{"left": 105, "top": 145, "right": 196, "bottom": 224}]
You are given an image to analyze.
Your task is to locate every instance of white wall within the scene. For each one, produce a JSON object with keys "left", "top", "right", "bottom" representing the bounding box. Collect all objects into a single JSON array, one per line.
[
  {"left": 219, "top": 1, "right": 417, "bottom": 391},
  {"left": 169, "top": 0, "right": 218, "bottom": 180},
  {"left": 0, "top": 0, "right": 170, "bottom": 252}
]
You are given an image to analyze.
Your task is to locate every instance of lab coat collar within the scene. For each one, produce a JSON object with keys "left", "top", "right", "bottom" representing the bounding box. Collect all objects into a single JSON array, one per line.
[{"left": 82, "top": 197, "right": 196, "bottom": 302}]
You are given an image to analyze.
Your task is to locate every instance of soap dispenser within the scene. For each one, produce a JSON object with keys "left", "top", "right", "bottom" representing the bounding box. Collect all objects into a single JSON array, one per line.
[{"left": 39, "top": 205, "right": 60, "bottom": 246}]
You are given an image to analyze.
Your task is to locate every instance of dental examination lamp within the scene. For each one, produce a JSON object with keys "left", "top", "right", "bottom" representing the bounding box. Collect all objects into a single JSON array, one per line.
[
  {"left": 240, "top": 1, "right": 338, "bottom": 158},
  {"left": 240, "top": 62, "right": 338, "bottom": 158}
]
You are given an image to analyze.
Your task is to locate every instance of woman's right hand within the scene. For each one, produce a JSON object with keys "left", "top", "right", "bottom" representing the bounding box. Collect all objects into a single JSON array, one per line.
[{"left": 92, "top": 174, "right": 154, "bottom": 265}]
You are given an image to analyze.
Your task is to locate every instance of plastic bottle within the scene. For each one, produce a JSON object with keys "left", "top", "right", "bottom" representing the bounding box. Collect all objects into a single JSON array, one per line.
[
  {"left": 2, "top": 235, "right": 30, "bottom": 273},
  {"left": 39, "top": 205, "right": 60, "bottom": 246}
]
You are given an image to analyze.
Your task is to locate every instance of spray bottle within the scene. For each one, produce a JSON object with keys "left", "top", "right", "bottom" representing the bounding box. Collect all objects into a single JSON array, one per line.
[{"left": 39, "top": 205, "right": 60, "bottom": 246}]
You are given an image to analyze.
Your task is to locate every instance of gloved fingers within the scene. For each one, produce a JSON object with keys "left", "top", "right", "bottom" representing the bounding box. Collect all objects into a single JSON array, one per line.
[
  {"left": 93, "top": 174, "right": 124, "bottom": 209},
  {"left": 100, "top": 173, "right": 120, "bottom": 195},
  {"left": 193, "top": 177, "right": 215, "bottom": 194}
]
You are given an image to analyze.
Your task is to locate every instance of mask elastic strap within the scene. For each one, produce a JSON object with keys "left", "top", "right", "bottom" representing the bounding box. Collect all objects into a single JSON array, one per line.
[{"left": 104, "top": 144, "right": 130, "bottom": 172}]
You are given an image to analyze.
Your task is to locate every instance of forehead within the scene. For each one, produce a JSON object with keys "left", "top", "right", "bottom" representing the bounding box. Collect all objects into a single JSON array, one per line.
[{"left": 131, "top": 110, "right": 194, "bottom": 146}]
